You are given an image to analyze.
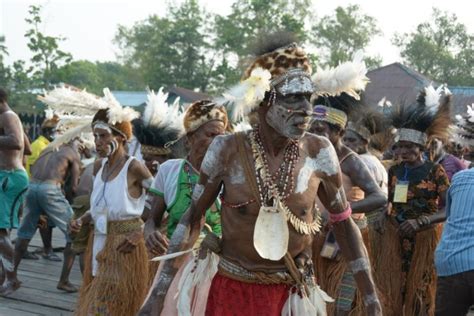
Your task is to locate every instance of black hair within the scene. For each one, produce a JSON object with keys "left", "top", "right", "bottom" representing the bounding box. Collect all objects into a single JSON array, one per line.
[{"left": 251, "top": 31, "right": 299, "bottom": 56}]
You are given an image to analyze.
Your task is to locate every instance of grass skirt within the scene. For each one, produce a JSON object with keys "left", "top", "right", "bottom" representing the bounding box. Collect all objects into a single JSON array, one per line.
[
  {"left": 313, "top": 226, "right": 371, "bottom": 316},
  {"left": 75, "top": 218, "right": 148, "bottom": 316},
  {"left": 374, "top": 219, "right": 441, "bottom": 316}
]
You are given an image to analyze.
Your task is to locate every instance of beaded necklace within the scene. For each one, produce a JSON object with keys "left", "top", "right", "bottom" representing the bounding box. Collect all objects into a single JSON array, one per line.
[
  {"left": 250, "top": 128, "right": 299, "bottom": 203},
  {"left": 250, "top": 129, "right": 321, "bottom": 235}
]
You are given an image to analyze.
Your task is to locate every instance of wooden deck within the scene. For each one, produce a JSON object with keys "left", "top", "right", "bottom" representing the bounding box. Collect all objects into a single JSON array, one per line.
[{"left": 0, "top": 229, "right": 81, "bottom": 316}]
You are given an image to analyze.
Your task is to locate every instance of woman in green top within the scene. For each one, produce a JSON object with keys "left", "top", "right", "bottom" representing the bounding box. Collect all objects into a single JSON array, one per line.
[{"left": 144, "top": 100, "right": 228, "bottom": 256}]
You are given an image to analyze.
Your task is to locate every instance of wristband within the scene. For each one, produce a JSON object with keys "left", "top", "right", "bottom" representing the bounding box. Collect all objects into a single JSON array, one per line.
[{"left": 329, "top": 204, "right": 352, "bottom": 223}]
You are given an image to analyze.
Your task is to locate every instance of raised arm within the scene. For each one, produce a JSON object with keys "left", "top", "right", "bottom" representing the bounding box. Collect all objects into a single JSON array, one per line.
[
  {"left": 344, "top": 155, "right": 387, "bottom": 213},
  {"left": 316, "top": 144, "right": 382, "bottom": 315},
  {"left": 138, "top": 135, "right": 229, "bottom": 315}
]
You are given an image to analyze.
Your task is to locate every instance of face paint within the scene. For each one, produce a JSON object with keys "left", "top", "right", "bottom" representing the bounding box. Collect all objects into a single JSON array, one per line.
[
  {"left": 265, "top": 102, "right": 310, "bottom": 140},
  {"left": 107, "top": 139, "right": 119, "bottom": 157}
]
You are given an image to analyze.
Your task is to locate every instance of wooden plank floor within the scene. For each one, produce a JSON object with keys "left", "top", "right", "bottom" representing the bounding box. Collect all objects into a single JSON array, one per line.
[{"left": 0, "top": 229, "right": 81, "bottom": 316}]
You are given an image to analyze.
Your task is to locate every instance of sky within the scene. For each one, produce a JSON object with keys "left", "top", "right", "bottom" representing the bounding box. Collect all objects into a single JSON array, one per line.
[{"left": 1, "top": 0, "right": 473, "bottom": 66}]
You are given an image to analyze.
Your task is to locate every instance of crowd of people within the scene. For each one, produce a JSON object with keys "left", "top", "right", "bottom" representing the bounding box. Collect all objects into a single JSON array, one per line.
[{"left": 0, "top": 32, "right": 473, "bottom": 316}]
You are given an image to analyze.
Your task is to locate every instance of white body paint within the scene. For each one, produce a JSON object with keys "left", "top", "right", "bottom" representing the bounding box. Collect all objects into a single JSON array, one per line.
[
  {"left": 229, "top": 163, "right": 245, "bottom": 185},
  {"left": 192, "top": 184, "right": 204, "bottom": 201},
  {"left": 201, "top": 136, "right": 225, "bottom": 182},
  {"left": 295, "top": 146, "right": 339, "bottom": 194}
]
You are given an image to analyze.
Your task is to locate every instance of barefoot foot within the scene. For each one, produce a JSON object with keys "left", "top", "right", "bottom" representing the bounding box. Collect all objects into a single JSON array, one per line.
[
  {"left": 57, "top": 281, "right": 78, "bottom": 293},
  {"left": 0, "top": 280, "right": 21, "bottom": 296}
]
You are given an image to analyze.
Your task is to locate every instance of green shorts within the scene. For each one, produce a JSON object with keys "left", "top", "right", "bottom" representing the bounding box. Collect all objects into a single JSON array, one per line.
[{"left": 0, "top": 169, "right": 29, "bottom": 229}]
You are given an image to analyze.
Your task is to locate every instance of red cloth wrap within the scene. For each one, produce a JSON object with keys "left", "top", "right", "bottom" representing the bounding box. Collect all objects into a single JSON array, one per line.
[
  {"left": 205, "top": 272, "right": 290, "bottom": 316},
  {"left": 329, "top": 204, "right": 352, "bottom": 223}
]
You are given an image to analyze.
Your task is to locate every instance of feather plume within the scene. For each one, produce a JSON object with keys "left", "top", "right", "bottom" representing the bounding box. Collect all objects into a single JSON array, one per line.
[
  {"left": 143, "top": 88, "right": 184, "bottom": 133},
  {"left": 102, "top": 88, "right": 139, "bottom": 125},
  {"left": 233, "top": 120, "right": 253, "bottom": 132},
  {"left": 44, "top": 108, "right": 55, "bottom": 120},
  {"left": 46, "top": 122, "right": 92, "bottom": 150},
  {"left": 219, "top": 67, "right": 271, "bottom": 122},
  {"left": 38, "top": 86, "right": 109, "bottom": 116},
  {"left": 426, "top": 94, "right": 452, "bottom": 141},
  {"left": 455, "top": 103, "right": 474, "bottom": 146},
  {"left": 313, "top": 51, "right": 369, "bottom": 99}
]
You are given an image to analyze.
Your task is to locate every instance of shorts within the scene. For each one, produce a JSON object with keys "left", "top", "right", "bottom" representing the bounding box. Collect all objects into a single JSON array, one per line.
[
  {"left": 17, "top": 182, "right": 73, "bottom": 242},
  {"left": 0, "top": 169, "right": 29, "bottom": 229}
]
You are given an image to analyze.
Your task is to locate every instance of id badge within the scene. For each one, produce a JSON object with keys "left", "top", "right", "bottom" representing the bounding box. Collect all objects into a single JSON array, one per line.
[
  {"left": 393, "top": 181, "right": 409, "bottom": 203},
  {"left": 320, "top": 231, "right": 340, "bottom": 260},
  {"left": 94, "top": 207, "right": 108, "bottom": 235}
]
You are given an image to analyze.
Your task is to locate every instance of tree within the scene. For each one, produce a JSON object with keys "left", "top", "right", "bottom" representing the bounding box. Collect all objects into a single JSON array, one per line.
[
  {"left": 25, "top": 5, "right": 72, "bottom": 88},
  {"left": 311, "top": 5, "right": 382, "bottom": 68},
  {"left": 115, "top": 0, "right": 215, "bottom": 92},
  {"left": 0, "top": 35, "right": 11, "bottom": 88},
  {"left": 212, "top": 0, "right": 313, "bottom": 88},
  {"left": 393, "top": 8, "right": 474, "bottom": 86},
  {"left": 51, "top": 60, "right": 144, "bottom": 94}
]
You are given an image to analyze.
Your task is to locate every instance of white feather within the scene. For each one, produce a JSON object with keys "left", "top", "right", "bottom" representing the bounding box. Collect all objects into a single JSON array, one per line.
[
  {"left": 424, "top": 84, "right": 442, "bottom": 113},
  {"left": 312, "top": 53, "right": 369, "bottom": 100},
  {"left": 176, "top": 252, "right": 219, "bottom": 316},
  {"left": 38, "top": 86, "right": 109, "bottom": 116},
  {"left": 233, "top": 120, "right": 252, "bottom": 132},
  {"left": 219, "top": 67, "right": 271, "bottom": 122},
  {"left": 102, "top": 88, "right": 140, "bottom": 124},
  {"left": 46, "top": 122, "right": 92, "bottom": 150},
  {"left": 150, "top": 249, "right": 193, "bottom": 262},
  {"left": 143, "top": 88, "right": 185, "bottom": 135},
  {"left": 44, "top": 108, "right": 55, "bottom": 120}
]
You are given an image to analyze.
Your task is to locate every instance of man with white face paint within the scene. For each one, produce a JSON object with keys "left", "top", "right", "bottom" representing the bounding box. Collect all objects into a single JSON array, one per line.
[
  {"left": 140, "top": 32, "right": 381, "bottom": 316},
  {"left": 71, "top": 105, "right": 154, "bottom": 316}
]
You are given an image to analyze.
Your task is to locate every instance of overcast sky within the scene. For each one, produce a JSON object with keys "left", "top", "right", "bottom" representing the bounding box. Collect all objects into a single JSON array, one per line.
[{"left": 1, "top": 0, "right": 473, "bottom": 66}]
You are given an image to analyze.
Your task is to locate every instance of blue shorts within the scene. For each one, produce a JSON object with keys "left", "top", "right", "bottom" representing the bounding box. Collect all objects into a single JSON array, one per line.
[
  {"left": 17, "top": 182, "right": 73, "bottom": 242},
  {"left": 0, "top": 169, "right": 29, "bottom": 229}
]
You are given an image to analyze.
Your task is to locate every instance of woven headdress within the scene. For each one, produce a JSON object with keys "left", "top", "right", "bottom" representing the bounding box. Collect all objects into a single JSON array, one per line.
[
  {"left": 455, "top": 103, "right": 474, "bottom": 147},
  {"left": 390, "top": 84, "right": 452, "bottom": 147},
  {"left": 311, "top": 51, "right": 369, "bottom": 129},
  {"left": 219, "top": 32, "right": 314, "bottom": 122},
  {"left": 183, "top": 100, "right": 229, "bottom": 134},
  {"left": 133, "top": 88, "right": 184, "bottom": 156}
]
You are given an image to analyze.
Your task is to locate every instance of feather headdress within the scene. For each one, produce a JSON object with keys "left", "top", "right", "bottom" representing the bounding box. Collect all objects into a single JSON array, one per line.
[
  {"left": 312, "top": 51, "right": 369, "bottom": 100},
  {"left": 38, "top": 85, "right": 140, "bottom": 140},
  {"left": 311, "top": 52, "right": 369, "bottom": 130},
  {"left": 389, "top": 85, "right": 452, "bottom": 146},
  {"left": 133, "top": 88, "right": 184, "bottom": 156},
  {"left": 219, "top": 67, "right": 272, "bottom": 122},
  {"left": 455, "top": 104, "right": 474, "bottom": 146},
  {"left": 218, "top": 32, "right": 313, "bottom": 123}
]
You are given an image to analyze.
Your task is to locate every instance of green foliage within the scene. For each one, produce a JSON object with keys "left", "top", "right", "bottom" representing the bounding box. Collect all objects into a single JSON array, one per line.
[
  {"left": 115, "top": 0, "right": 215, "bottom": 91},
  {"left": 51, "top": 60, "right": 144, "bottom": 94},
  {"left": 393, "top": 8, "right": 474, "bottom": 86},
  {"left": 311, "top": 4, "right": 382, "bottom": 68},
  {"left": 24, "top": 5, "right": 72, "bottom": 88}
]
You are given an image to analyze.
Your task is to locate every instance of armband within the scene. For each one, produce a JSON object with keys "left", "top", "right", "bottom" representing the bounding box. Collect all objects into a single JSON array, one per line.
[{"left": 329, "top": 204, "right": 352, "bottom": 223}]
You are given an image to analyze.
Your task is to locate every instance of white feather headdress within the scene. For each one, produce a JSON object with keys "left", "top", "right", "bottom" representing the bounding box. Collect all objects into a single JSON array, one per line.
[
  {"left": 424, "top": 83, "right": 452, "bottom": 114},
  {"left": 217, "top": 67, "right": 272, "bottom": 122},
  {"left": 312, "top": 51, "right": 369, "bottom": 100},
  {"left": 455, "top": 103, "right": 474, "bottom": 146},
  {"left": 144, "top": 87, "right": 184, "bottom": 134}
]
